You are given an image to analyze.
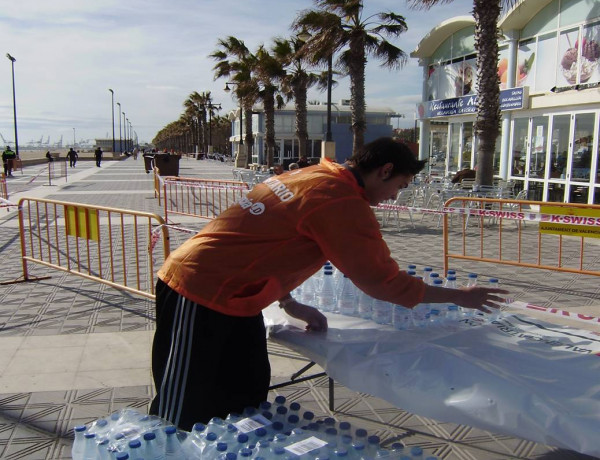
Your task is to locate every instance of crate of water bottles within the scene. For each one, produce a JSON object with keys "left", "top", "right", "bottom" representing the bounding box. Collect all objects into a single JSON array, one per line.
[
  {"left": 292, "top": 262, "right": 505, "bottom": 330},
  {"left": 72, "top": 396, "right": 439, "bottom": 459}
]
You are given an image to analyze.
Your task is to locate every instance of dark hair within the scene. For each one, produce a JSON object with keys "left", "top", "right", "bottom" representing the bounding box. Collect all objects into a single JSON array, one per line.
[{"left": 348, "top": 137, "right": 426, "bottom": 177}]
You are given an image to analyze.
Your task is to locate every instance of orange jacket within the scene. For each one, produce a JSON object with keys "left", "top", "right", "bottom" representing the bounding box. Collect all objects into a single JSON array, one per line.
[{"left": 158, "top": 161, "right": 425, "bottom": 316}]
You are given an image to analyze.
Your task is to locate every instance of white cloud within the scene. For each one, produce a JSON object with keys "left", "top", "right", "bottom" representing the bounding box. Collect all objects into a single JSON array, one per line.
[{"left": 1, "top": 0, "right": 472, "bottom": 146}]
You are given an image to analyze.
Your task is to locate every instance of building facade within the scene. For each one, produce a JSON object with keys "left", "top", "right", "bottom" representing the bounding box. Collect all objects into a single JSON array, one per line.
[
  {"left": 227, "top": 101, "right": 398, "bottom": 166},
  {"left": 412, "top": 0, "right": 600, "bottom": 203}
]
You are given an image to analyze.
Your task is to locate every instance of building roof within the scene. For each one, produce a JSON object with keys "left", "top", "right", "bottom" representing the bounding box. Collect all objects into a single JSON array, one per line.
[{"left": 410, "top": 16, "right": 475, "bottom": 59}]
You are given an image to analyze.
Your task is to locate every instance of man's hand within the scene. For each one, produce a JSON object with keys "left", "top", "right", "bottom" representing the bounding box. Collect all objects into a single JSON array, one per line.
[
  {"left": 281, "top": 300, "right": 328, "bottom": 332},
  {"left": 455, "top": 286, "right": 510, "bottom": 313}
]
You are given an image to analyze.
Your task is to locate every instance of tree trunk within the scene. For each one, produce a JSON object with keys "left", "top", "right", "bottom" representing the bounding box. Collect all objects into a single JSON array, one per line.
[
  {"left": 349, "top": 32, "right": 367, "bottom": 155},
  {"left": 294, "top": 78, "right": 309, "bottom": 158},
  {"left": 244, "top": 105, "right": 253, "bottom": 166},
  {"left": 474, "top": 0, "right": 501, "bottom": 186},
  {"left": 264, "top": 88, "right": 277, "bottom": 167}
]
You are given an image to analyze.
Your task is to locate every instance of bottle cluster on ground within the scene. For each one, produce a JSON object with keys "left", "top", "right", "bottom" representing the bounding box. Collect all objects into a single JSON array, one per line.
[
  {"left": 72, "top": 399, "right": 440, "bottom": 460},
  {"left": 292, "top": 262, "right": 506, "bottom": 329}
]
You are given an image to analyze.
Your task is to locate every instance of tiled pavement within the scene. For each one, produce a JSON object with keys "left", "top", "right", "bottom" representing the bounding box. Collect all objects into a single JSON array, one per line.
[{"left": 0, "top": 156, "right": 599, "bottom": 459}]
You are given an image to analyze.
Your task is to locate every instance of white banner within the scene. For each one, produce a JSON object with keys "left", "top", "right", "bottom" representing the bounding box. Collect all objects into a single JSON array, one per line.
[{"left": 266, "top": 308, "right": 600, "bottom": 456}]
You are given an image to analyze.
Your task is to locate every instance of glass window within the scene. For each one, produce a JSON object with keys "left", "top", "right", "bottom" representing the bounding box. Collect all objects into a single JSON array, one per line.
[
  {"left": 570, "top": 113, "right": 594, "bottom": 181},
  {"left": 535, "top": 33, "right": 558, "bottom": 92},
  {"left": 529, "top": 116, "right": 548, "bottom": 178},
  {"left": 557, "top": 28, "right": 580, "bottom": 86},
  {"left": 448, "top": 123, "right": 460, "bottom": 172},
  {"left": 511, "top": 118, "right": 529, "bottom": 178},
  {"left": 432, "top": 36, "right": 453, "bottom": 62},
  {"left": 581, "top": 22, "right": 600, "bottom": 86},
  {"left": 569, "top": 185, "right": 589, "bottom": 203},
  {"left": 452, "top": 26, "right": 476, "bottom": 57},
  {"left": 283, "top": 139, "right": 294, "bottom": 159},
  {"left": 516, "top": 38, "right": 536, "bottom": 88},
  {"left": 550, "top": 114, "right": 570, "bottom": 179},
  {"left": 560, "top": 0, "right": 591, "bottom": 28},
  {"left": 461, "top": 123, "right": 473, "bottom": 170},
  {"left": 312, "top": 140, "right": 321, "bottom": 157},
  {"left": 522, "top": 0, "right": 559, "bottom": 38}
]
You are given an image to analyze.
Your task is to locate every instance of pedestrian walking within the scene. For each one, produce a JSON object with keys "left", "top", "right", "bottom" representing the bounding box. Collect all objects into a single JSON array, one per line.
[
  {"left": 2, "top": 146, "right": 16, "bottom": 176},
  {"left": 94, "top": 147, "right": 103, "bottom": 167},
  {"left": 66, "top": 148, "right": 78, "bottom": 167}
]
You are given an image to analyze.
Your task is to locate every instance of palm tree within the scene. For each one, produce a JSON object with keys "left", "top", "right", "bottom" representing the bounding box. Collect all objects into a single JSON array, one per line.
[
  {"left": 251, "top": 45, "right": 286, "bottom": 167},
  {"left": 412, "top": 0, "right": 515, "bottom": 186},
  {"left": 183, "top": 91, "right": 211, "bottom": 152},
  {"left": 272, "top": 36, "right": 328, "bottom": 158},
  {"left": 211, "top": 37, "right": 258, "bottom": 167},
  {"left": 293, "top": 0, "right": 408, "bottom": 154}
]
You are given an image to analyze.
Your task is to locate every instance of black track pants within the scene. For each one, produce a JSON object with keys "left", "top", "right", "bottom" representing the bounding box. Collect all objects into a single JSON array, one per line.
[{"left": 149, "top": 280, "right": 271, "bottom": 430}]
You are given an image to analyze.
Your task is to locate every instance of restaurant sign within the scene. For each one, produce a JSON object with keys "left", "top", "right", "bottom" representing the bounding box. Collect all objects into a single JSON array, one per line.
[{"left": 417, "top": 87, "right": 529, "bottom": 119}]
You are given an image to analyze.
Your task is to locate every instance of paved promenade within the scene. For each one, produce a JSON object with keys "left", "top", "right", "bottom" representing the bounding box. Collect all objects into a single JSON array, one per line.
[{"left": 0, "top": 156, "right": 598, "bottom": 459}]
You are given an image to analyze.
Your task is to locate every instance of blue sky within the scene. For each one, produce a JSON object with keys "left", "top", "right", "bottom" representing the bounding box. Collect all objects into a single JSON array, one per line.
[{"left": 1, "top": 0, "right": 473, "bottom": 147}]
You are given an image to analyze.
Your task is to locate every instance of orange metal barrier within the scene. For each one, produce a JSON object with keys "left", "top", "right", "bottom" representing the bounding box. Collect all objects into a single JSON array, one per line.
[
  {"left": 442, "top": 196, "right": 600, "bottom": 277},
  {"left": 161, "top": 176, "right": 249, "bottom": 222},
  {"left": 15, "top": 197, "right": 170, "bottom": 299},
  {"left": 0, "top": 173, "right": 7, "bottom": 202}
]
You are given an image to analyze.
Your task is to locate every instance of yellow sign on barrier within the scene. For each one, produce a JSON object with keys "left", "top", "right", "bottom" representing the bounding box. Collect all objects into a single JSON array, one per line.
[
  {"left": 539, "top": 205, "right": 600, "bottom": 239},
  {"left": 65, "top": 205, "right": 100, "bottom": 241}
]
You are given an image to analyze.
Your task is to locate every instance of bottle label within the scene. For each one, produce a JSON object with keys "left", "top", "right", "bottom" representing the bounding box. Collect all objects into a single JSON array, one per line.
[
  {"left": 234, "top": 414, "right": 271, "bottom": 433},
  {"left": 285, "top": 436, "right": 328, "bottom": 456}
]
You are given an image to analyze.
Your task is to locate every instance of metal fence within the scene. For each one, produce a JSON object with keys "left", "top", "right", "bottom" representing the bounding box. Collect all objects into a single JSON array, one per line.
[
  {"left": 16, "top": 197, "right": 171, "bottom": 299},
  {"left": 442, "top": 196, "right": 600, "bottom": 277},
  {"left": 160, "top": 176, "right": 249, "bottom": 222}
]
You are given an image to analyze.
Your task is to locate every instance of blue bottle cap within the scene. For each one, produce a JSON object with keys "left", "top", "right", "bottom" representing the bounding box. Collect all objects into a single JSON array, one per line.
[
  {"left": 325, "top": 427, "right": 338, "bottom": 436},
  {"left": 274, "top": 395, "right": 286, "bottom": 405},
  {"left": 288, "top": 414, "right": 299, "bottom": 424},
  {"left": 468, "top": 273, "right": 477, "bottom": 278},
  {"left": 272, "top": 421, "right": 284, "bottom": 431},
  {"left": 338, "top": 421, "right": 351, "bottom": 430},
  {"left": 143, "top": 432, "right": 156, "bottom": 441},
  {"left": 84, "top": 433, "right": 96, "bottom": 439},
  {"left": 217, "top": 442, "right": 228, "bottom": 451},
  {"left": 240, "top": 448, "right": 253, "bottom": 457},
  {"left": 302, "top": 411, "right": 314, "bottom": 420},
  {"left": 260, "top": 401, "right": 272, "bottom": 410},
  {"left": 367, "top": 435, "right": 380, "bottom": 445},
  {"left": 225, "top": 453, "right": 237, "bottom": 460},
  {"left": 193, "top": 422, "right": 206, "bottom": 432},
  {"left": 96, "top": 419, "right": 108, "bottom": 427},
  {"left": 237, "top": 433, "right": 249, "bottom": 443},
  {"left": 408, "top": 264, "right": 417, "bottom": 270},
  {"left": 74, "top": 425, "right": 87, "bottom": 432},
  {"left": 433, "top": 279, "right": 443, "bottom": 285},
  {"left": 352, "top": 442, "right": 365, "bottom": 450},
  {"left": 262, "top": 411, "right": 273, "bottom": 420},
  {"left": 289, "top": 402, "right": 301, "bottom": 411},
  {"left": 355, "top": 428, "right": 368, "bottom": 437},
  {"left": 276, "top": 406, "right": 288, "bottom": 415},
  {"left": 391, "top": 442, "right": 404, "bottom": 450},
  {"left": 424, "top": 267, "right": 433, "bottom": 272},
  {"left": 430, "top": 273, "right": 439, "bottom": 278},
  {"left": 407, "top": 270, "right": 416, "bottom": 276},
  {"left": 334, "top": 448, "right": 348, "bottom": 457},
  {"left": 206, "top": 432, "right": 218, "bottom": 441},
  {"left": 274, "top": 447, "right": 286, "bottom": 455},
  {"left": 448, "top": 275, "right": 456, "bottom": 281},
  {"left": 116, "top": 453, "right": 130, "bottom": 460},
  {"left": 323, "top": 417, "right": 336, "bottom": 426},
  {"left": 489, "top": 278, "right": 499, "bottom": 283},
  {"left": 164, "top": 425, "right": 177, "bottom": 435},
  {"left": 255, "top": 427, "right": 267, "bottom": 437},
  {"left": 128, "top": 439, "right": 141, "bottom": 448},
  {"left": 410, "top": 446, "right": 423, "bottom": 455}
]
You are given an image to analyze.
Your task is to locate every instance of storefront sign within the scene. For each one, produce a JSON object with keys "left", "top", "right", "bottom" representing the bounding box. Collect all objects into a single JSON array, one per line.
[{"left": 417, "top": 87, "right": 529, "bottom": 119}]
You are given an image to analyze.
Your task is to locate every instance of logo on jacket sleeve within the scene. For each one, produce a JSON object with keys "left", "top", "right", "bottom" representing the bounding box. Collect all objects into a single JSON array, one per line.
[
  {"left": 263, "top": 177, "right": 295, "bottom": 202},
  {"left": 238, "top": 196, "right": 265, "bottom": 215}
]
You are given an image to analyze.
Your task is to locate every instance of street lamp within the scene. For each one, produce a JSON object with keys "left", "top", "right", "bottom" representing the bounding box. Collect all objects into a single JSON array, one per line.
[
  {"left": 122, "top": 111, "right": 126, "bottom": 152},
  {"left": 224, "top": 81, "right": 247, "bottom": 167},
  {"left": 321, "top": 53, "right": 336, "bottom": 161},
  {"left": 205, "top": 95, "right": 221, "bottom": 154},
  {"left": 6, "top": 53, "right": 19, "bottom": 158},
  {"left": 109, "top": 89, "right": 115, "bottom": 153},
  {"left": 224, "top": 82, "right": 243, "bottom": 146},
  {"left": 116, "top": 102, "right": 122, "bottom": 152}
]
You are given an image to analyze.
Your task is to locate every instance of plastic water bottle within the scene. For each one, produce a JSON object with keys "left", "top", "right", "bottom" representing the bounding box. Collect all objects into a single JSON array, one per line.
[
  {"left": 354, "top": 428, "right": 368, "bottom": 446},
  {"left": 407, "top": 264, "right": 417, "bottom": 272},
  {"left": 219, "top": 424, "right": 240, "bottom": 443},
  {"left": 389, "top": 442, "right": 405, "bottom": 458},
  {"left": 127, "top": 439, "right": 143, "bottom": 460},
  {"left": 428, "top": 273, "right": 440, "bottom": 285},
  {"left": 411, "top": 302, "right": 430, "bottom": 328},
  {"left": 318, "top": 270, "right": 336, "bottom": 312},
  {"left": 393, "top": 303, "right": 413, "bottom": 330},
  {"left": 164, "top": 426, "right": 184, "bottom": 460},
  {"left": 115, "top": 453, "right": 130, "bottom": 460},
  {"left": 252, "top": 440, "right": 271, "bottom": 459},
  {"left": 207, "top": 417, "right": 228, "bottom": 438},
  {"left": 357, "top": 290, "right": 373, "bottom": 320},
  {"left": 82, "top": 433, "right": 98, "bottom": 460},
  {"left": 366, "top": 435, "right": 380, "bottom": 457},
  {"left": 487, "top": 278, "right": 502, "bottom": 321},
  {"left": 203, "top": 441, "right": 229, "bottom": 460},
  {"left": 72, "top": 425, "right": 88, "bottom": 460},
  {"left": 422, "top": 267, "right": 433, "bottom": 285},
  {"left": 410, "top": 446, "right": 424, "bottom": 459},
  {"left": 338, "top": 276, "right": 358, "bottom": 317},
  {"left": 430, "top": 278, "right": 447, "bottom": 323},
  {"left": 143, "top": 431, "right": 165, "bottom": 460},
  {"left": 466, "top": 273, "right": 478, "bottom": 287},
  {"left": 96, "top": 439, "right": 112, "bottom": 460},
  {"left": 372, "top": 299, "right": 392, "bottom": 325}
]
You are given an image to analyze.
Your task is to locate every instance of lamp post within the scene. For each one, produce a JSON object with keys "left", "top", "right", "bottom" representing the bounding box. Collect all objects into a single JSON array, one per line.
[
  {"left": 122, "top": 111, "right": 126, "bottom": 152},
  {"left": 6, "top": 53, "right": 19, "bottom": 158},
  {"left": 72, "top": 128, "right": 76, "bottom": 147},
  {"left": 205, "top": 96, "right": 221, "bottom": 155},
  {"left": 224, "top": 82, "right": 246, "bottom": 167},
  {"left": 117, "top": 102, "right": 122, "bottom": 153},
  {"left": 109, "top": 89, "right": 115, "bottom": 153}
]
